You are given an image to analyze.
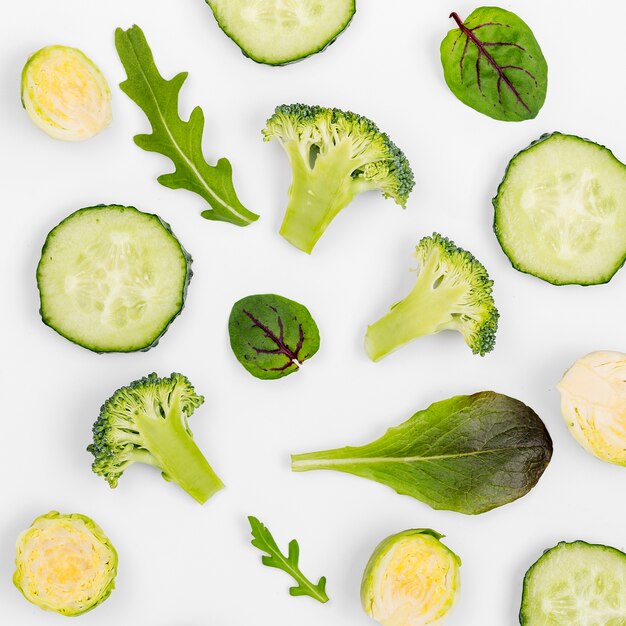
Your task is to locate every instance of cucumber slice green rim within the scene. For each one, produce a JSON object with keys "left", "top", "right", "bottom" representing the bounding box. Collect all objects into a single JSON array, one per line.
[
  {"left": 493, "top": 132, "right": 626, "bottom": 286},
  {"left": 206, "top": 0, "right": 355, "bottom": 66},
  {"left": 520, "top": 540, "right": 626, "bottom": 625},
  {"left": 37, "top": 205, "right": 192, "bottom": 353}
]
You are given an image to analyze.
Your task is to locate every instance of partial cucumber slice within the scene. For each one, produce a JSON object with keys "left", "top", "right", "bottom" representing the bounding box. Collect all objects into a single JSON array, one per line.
[
  {"left": 206, "top": 0, "right": 355, "bottom": 65},
  {"left": 37, "top": 205, "right": 191, "bottom": 353},
  {"left": 494, "top": 133, "right": 626, "bottom": 285},
  {"left": 520, "top": 541, "right": 626, "bottom": 625}
]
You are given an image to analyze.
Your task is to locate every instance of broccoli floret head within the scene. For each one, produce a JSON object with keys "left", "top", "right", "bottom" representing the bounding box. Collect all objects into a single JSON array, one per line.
[
  {"left": 88, "top": 373, "right": 224, "bottom": 504},
  {"left": 264, "top": 104, "right": 415, "bottom": 253},
  {"left": 365, "top": 233, "right": 499, "bottom": 360}
]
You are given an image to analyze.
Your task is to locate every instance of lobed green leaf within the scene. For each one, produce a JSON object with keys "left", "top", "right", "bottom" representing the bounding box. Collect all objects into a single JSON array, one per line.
[
  {"left": 248, "top": 517, "right": 329, "bottom": 603},
  {"left": 115, "top": 25, "right": 259, "bottom": 226}
]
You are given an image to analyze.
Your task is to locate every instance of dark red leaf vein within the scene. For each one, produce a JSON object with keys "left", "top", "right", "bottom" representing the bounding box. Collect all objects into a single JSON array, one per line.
[
  {"left": 470, "top": 22, "right": 507, "bottom": 32},
  {"left": 482, "top": 41, "right": 526, "bottom": 52}
]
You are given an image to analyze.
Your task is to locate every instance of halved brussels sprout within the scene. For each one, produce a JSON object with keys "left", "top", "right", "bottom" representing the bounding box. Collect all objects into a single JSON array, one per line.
[
  {"left": 361, "top": 529, "right": 460, "bottom": 626},
  {"left": 557, "top": 351, "right": 626, "bottom": 465},
  {"left": 14, "top": 511, "right": 118, "bottom": 616},
  {"left": 21, "top": 45, "right": 112, "bottom": 141}
]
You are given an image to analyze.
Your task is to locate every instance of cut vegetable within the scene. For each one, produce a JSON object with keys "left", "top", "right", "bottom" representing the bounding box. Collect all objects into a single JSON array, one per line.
[
  {"left": 264, "top": 104, "right": 414, "bottom": 253},
  {"left": 557, "top": 351, "right": 626, "bottom": 466},
  {"left": 37, "top": 205, "right": 191, "bottom": 353},
  {"left": 14, "top": 511, "right": 117, "bottom": 616},
  {"left": 362, "top": 529, "right": 461, "bottom": 626},
  {"left": 21, "top": 45, "right": 112, "bottom": 141},
  {"left": 520, "top": 541, "right": 626, "bottom": 624},
  {"left": 206, "top": 0, "right": 355, "bottom": 66},
  {"left": 89, "top": 373, "right": 224, "bottom": 503},
  {"left": 494, "top": 133, "right": 626, "bottom": 285}
]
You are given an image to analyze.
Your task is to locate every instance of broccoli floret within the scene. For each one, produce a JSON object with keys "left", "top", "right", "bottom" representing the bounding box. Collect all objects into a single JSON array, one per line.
[
  {"left": 365, "top": 233, "right": 499, "bottom": 360},
  {"left": 264, "top": 104, "right": 415, "bottom": 253},
  {"left": 88, "top": 373, "right": 224, "bottom": 504}
]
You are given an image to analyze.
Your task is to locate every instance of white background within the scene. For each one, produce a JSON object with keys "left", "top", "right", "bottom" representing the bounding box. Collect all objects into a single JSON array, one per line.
[{"left": 1, "top": 0, "right": 625, "bottom": 624}]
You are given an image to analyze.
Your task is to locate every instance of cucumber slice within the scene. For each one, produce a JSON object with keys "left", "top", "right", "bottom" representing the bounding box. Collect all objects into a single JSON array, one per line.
[
  {"left": 520, "top": 541, "right": 626, "bottom": 625},
  {"left": 206, "top": 0, "right": 355, "bottom": 66},
  {"left": 37, "top": 205, "right": 191, "bottom": 353},
  {"left": 494, "top": 133, "right": 626, "bottom": 285}
]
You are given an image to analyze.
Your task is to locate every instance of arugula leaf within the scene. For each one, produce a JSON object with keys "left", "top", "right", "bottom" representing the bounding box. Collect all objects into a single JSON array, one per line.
[
  {"left": 229, "top": 294, "right": 320, "bottom": 380},
  {"left": 115, "top": 25, "right": 259, "bottom": 226},
  {"left": 440, "top": 7, "right": 548, "bottom": 121},
  {"left": 292, "top": 392, "right": 553, "bottom": 515},
  {"left": 248, "top": 516, "right": 329, "bottom": 603}
]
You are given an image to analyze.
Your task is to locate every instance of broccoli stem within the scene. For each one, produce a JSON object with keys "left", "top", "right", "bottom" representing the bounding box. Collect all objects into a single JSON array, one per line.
[
  {"left": 135, "top": 393, "right": 224, "bottom": 504},
  {"left": 280, "top": 142, "right": 356, "bottom": 253},
  {"left": 365, "top": 265, "right": 469, "bottom": 361}
]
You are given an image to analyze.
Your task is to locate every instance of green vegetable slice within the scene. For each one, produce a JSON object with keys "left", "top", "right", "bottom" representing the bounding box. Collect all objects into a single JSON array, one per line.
[
  {"left": 520, "top": 541, "right": 626, "bottom": 625},
  {"left": 14, "top": 511, "right": 118, "bottom": 616},
  {"left": 292, "top": 391, "right": 553, "bottom": 515},
  {"left": 21, "top": 45, "right": 112, "bottom": 141},
  {"left": 229, "top": 294, "right": 320, "bottom": 379},
  {"left": 115, "top": 25, "right": 258, "bottom": 226},
  {"left": 37, "top": 205, "right": 191, "bottom": 353},
  {"left": 440, "top": 7, "right": 547, "bottom": 121},
  {"left": 494, "top": 133, "right": 626, "bottom": 285},
  {"left": 362, "top": 529, "right": 461, "bottom": 625},
  {"left": 248, "top": 516, "right": 328, "bottom": 603},
  {"left": 206, "top": 0, "right": 355, "bottom": 66}
]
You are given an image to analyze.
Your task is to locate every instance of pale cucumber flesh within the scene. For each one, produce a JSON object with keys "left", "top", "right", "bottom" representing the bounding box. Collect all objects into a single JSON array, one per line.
[
  {"left": 520, "top": 541, "right": 626, "bottom": 625},
  {"left": 207, "top": 0, "right": 355, "bottom": 65},
  {"left": 494, "top": 133, "right": 626, "bottom": 285},
  {"left": 37, "top": 205, "right": 190, "bottom": 352}
]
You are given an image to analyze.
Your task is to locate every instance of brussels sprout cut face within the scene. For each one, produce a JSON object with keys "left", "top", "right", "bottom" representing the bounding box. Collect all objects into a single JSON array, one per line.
[
  {"left": 361, "top": 529, "right": 461, "bottom": 626},
  {"left": 14, "top": 511, "right": 118, "bottom": 616},
  {"left": 21, "top": 45, "right": 112, "bottom": 141},
  {"left": 558, "top": 351, "right": 626, "bottom": 465}
]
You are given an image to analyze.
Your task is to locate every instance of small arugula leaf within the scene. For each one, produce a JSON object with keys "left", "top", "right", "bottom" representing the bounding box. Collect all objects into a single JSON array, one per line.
[
  {"left": 115, "top": 25, "right": 259, "bottom": 226},
  {"left": 248, "top": 516, "right": 329, "bottom": 603},
  {"left": 229, "top": 294, "right": 320, "bottom": 380},
  {"left": 440, "top": 7, "right": 548, "bottom": 121}
]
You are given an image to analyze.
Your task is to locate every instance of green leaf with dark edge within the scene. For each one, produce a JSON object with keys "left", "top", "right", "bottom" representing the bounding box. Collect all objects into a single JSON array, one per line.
[
  {"left": 440, "top": 7, "right": 547, "bottom": 121},
  {"left": 115, "top": 25, "right": 259, "bottom": 226},
  {"left": 292, "top": 392, "right": 553, "bottom": 515},
  {"left": 228, "top": 294, "right": 320, "bottom": 380},
  {"left": 248, "top": 516, "right": 329, "bottom": 603}
]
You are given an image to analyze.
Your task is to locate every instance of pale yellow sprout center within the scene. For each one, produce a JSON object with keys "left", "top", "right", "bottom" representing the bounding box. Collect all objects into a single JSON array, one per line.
[
  {"left": 15, "top": 514, "right": 116, "bottom": 615},
  {"left": 558, "top": 351, "right": 626, "bottom": 465},
  {"left": 22, "top": 46, "right": 112, "bottom": 141},
  {"left": 371, "top": 536, "right": 458, "bottom": 625}
]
